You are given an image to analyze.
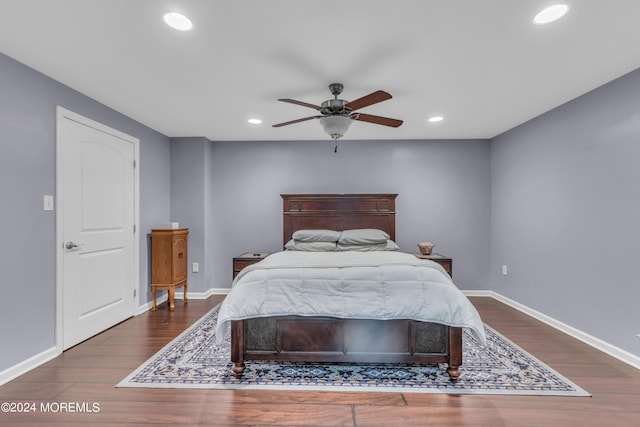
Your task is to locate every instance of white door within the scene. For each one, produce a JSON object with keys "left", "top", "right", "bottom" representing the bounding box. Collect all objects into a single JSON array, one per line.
[{"left": 57, "top": 107, "right": 138, "bottom": 350}]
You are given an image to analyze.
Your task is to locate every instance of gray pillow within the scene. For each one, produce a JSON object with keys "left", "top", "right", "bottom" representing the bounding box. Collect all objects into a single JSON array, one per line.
[
  {"left": 285, "top": 239, "right": 337, "bottom": 251},
  {"left": 292, "top": 229, "right": 341, "bottom": 242},
  {"left": 338, "top": 229, "right": 390, "bottom": 245},
  {"left": 336, "top": 240, "right": 400, "bottom": 252}
]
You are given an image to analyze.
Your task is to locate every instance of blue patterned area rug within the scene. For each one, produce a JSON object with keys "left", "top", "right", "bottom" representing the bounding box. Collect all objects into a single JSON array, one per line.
[{"left": 117, "top": 305, "right": 589, "bottom": 395}]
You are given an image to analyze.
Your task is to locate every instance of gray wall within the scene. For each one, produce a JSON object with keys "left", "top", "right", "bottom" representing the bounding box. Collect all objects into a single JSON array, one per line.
[
  {"left": 0, "top": 52, "right": 171, "bottom": 372},
  {"left": 491, "top": 68, "right": 640, "bottom": 356},
  {"left": 184, "top": 138, "right": 492, "bottom": 291}
]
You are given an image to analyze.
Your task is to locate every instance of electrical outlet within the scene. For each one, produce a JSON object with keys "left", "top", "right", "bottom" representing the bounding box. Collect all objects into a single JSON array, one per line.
[
  {"left": 192, "top": 262, "right": 199, "bottom": 273},
  {"left": 501, "top": 265, "right": 508, "bottom": 276}
]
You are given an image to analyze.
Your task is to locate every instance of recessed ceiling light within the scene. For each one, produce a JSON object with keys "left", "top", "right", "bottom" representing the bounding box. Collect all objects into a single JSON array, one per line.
[
  {"left": 428, "top": 116, "right": 444, "bottom": 123},
  {"left": 248, "top": 118, "right": 262, "bottom": 125},
  {"left": 533, "top": 4, "right": 569, "bottom": 25},
  {"left": 163, "top": 12, "right": 193, "bottom": 31}
]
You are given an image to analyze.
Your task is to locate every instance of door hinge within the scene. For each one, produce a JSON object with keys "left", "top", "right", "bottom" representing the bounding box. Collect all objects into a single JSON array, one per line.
[
  {"left": 134, "top": 289, "right": 137, "bottom": 298},
  {"left": 133, "top": 224, "right": 136, "bottom": 233},
  {"left": 133, "top": 160, "right": 136, "bottom": 169}
]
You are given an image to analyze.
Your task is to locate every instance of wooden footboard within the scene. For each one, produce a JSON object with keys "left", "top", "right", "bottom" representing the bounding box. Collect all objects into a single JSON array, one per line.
[{"left": 230, "top": 317, "right": 462, "bottom": 382}]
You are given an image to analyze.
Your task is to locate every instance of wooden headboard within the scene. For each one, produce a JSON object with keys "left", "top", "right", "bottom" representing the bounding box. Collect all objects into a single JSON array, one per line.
[{"left": 281, "top": 194, "right": 397, "bottom": 245}]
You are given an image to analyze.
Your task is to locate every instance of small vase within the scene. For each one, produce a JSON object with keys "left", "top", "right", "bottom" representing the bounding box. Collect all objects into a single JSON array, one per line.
[{"left": 418, "top": 242, "right": 434, "bottom": 255}]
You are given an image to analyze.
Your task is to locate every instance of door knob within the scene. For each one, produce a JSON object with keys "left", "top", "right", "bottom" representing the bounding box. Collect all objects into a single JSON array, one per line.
[{"left": 65, "top": 241, "right": 84, "bottom": 250}]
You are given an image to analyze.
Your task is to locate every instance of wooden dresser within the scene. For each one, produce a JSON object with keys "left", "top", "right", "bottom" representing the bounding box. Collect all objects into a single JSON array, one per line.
[{"left": 151, "top": 228, "right": 189, "bottom": 311}]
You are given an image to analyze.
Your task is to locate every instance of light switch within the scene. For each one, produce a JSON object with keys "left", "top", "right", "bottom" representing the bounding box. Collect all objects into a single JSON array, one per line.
[{"left": 43, "top": 195, "right": 54, "bottom": 211}]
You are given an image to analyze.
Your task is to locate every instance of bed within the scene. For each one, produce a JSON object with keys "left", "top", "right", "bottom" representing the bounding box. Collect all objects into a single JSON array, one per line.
[{"left": 216, "top": 194, "right": 485, "bottom": 382}]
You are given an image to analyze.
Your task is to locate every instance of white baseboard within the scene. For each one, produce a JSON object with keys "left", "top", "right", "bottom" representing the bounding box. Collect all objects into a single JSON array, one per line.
[
  {"left": 0, "top": 346, "right": 59, "bottom": 387},
  {"left": 136, "top": 294, "right": 168, "bottom": 315},
  {"left": 462, "top": 290, "right": 493, "bottom": 298},
  {"left": 173, "top": 287, "right": 231, "bottom": 299},
  {"left": 464, "top": 290, "right": 640, "bottom": 370},
  {"left": 136, "top": 288, "right": 230, "bottom": 315}
]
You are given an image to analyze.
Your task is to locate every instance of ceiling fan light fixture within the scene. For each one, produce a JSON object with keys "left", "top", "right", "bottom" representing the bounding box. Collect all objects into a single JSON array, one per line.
[
  {"left": 319, "top": 116, "right": 352, "bottom": 140},
  {"left": 533, "top": 4, "right": 569, "bottom": 25},
  {"left": 428, "top": 115, "right": 444, "bottom": 123},
  {"left": 163, "top": 12, "right": 193, "bottom": 31}
]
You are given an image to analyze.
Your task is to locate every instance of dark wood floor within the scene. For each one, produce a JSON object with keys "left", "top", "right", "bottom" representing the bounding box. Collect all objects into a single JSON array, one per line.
[{"left": 1, "top": 296, "right": 638, "bottom": 426}]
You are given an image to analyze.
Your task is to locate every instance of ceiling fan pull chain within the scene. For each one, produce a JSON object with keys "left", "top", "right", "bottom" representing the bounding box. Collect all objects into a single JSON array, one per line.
[{"left": 334, "top": 143, "right": 338, "bottom": 153}]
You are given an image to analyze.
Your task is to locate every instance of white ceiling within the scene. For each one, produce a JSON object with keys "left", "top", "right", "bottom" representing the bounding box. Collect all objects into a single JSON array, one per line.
[{"left": 1, "top": 0, "right": 640, "bottom": 141}]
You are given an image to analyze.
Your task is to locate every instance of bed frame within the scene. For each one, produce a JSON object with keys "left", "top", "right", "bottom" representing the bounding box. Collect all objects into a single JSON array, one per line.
[{"left": 230, "top": 194, "right": 463, "bottom": 381}]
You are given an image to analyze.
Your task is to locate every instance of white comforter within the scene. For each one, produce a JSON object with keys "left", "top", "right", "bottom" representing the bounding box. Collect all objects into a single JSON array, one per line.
[{"left": 216, "top": 251, "right": 486, "bottom": 344}]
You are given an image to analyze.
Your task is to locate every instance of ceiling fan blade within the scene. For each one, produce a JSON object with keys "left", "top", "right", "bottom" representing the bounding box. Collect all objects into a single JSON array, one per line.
[
  {"left": 278, "top": 98, "right": 322, "bottom": 111},
  {"left": 344, "top": 90, "right": 392, "bottom": 111},
  {"left": 272, "top": 116, "right": 321, "bottom": 128},
  {"left": 351, "top": 113, "right": 403, "bottom": 128}
]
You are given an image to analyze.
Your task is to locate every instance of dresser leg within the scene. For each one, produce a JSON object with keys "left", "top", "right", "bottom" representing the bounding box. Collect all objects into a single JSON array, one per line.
[
  {"left": 183, "top": 282, "right": 188, "bottom": 304},
  {"left": 168, "top": 287, "right": 175, "bottom": 311},
  {"left": 152, "top": 287, "right": 157, "bottom": 311}
]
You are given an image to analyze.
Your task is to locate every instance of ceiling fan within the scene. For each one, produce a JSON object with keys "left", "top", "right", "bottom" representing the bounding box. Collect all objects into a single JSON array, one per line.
[{"left": 273, "top": 83, "right": 403, "bottom": 140}]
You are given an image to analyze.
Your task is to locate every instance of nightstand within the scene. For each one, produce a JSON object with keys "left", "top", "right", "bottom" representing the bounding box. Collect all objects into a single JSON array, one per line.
[
  {"left": 414, "top": 253, "right": 452, "bottom": 277},
  {"left": 233, "top": 252, "right": 270, "bottom": 278}
]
